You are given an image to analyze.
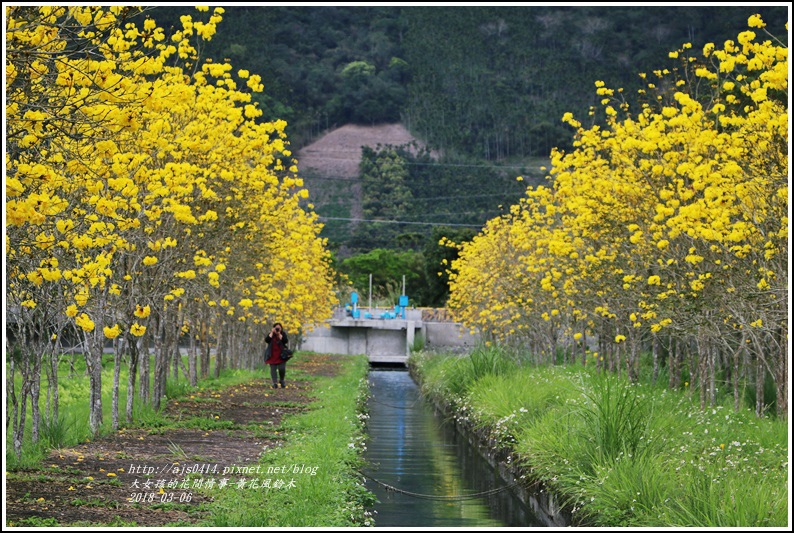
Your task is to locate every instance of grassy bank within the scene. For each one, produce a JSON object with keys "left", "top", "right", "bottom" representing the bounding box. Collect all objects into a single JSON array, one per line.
[
  {"left": 196, "top": 354, "right": 375, "bottom": 527},
  {"left": 409, "top": 346, "right": 788, "bottom": 527},
  {"left": 6, "top": 353, "right": 375, "bottom": 527},
  {"left": 5, "top": 353, "right": 253, "bottom": 469}
]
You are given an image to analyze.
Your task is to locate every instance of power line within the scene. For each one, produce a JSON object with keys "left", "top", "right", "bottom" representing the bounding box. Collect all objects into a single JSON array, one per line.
[
  {"left": 302, "top": 175, "right": 359, "bottom": 182},
  {"left": 398, "top": 210, "right": 498, "bottom": 219},
  {"left": 317, "top": 216, "right": 483, "bottom": 228},
  {"left": 387, "top": 192, "right": 523, "bottom": 202},
  {"left": 297, "top": 151, "right": 546, "bottom": 170}
]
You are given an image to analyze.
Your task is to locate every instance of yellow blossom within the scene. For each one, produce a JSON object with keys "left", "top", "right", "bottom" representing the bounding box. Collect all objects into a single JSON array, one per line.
[{"left": 103, "top": 324, "right": 121, "bottom": 339}]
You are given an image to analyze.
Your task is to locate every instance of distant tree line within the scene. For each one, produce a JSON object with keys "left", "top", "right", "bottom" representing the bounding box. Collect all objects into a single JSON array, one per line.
[{"left": 150, "top": 5, "right": 787, "bottom": 158}]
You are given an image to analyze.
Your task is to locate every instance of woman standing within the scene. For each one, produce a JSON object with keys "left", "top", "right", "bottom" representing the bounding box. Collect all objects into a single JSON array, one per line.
[{"left": 264, "top": 323, "right": 290, "bottom": 389}]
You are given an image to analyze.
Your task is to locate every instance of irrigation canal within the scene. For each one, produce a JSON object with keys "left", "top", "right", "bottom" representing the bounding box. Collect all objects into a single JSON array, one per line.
[{"left": 362, "top": 367, "right": 544, "bottom": 527}]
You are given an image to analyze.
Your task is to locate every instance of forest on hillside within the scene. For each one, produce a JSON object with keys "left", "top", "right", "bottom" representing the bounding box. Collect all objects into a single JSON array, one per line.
[
  {"left": 147, "top": 5, "right": 789, "bottom": 305},
  {"left": 149, "top": 5, "right": 788, "bottom": 157}
]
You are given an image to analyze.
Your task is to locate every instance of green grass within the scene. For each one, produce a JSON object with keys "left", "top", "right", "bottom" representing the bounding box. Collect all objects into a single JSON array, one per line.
[
  {"left": 197, "top": 354, "right": 375, "bottom": 527},
  {"left": 5, "top": 353, "right": 262, "bottom": 468},
  {"left": 415, "top": 342, "right": 518, "bottom": 400},
  {"left": 409, "top": 348, "right": 789, "bottom": 527},
  {"left": 7, "top": 352, "right": 377, "bottom": 527}
]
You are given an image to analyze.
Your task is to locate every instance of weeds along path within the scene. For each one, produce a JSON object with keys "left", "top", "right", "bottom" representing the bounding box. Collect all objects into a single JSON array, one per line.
[{"left": 5, "top": 354, "right": 341, "bottom": 527}]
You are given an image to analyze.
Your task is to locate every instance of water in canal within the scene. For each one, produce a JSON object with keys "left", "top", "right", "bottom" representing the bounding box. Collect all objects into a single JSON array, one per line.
[{"left": 363, "top": 368, "right": 543, "bottom": 527}]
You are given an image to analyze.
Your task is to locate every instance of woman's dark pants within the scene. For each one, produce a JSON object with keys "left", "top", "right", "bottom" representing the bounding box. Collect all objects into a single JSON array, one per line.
[{"left": 269, "top": 362, "right": 286, "bottom": 388}]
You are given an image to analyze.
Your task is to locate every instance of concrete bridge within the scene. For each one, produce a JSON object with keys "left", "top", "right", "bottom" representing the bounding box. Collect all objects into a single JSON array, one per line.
[{"left": 298, "top": 307, "right": 479, "bottom": 365}]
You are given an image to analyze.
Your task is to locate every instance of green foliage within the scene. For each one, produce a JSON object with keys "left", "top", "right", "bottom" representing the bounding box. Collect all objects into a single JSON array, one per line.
[
  {"left": 39, "top": 413, "right": 81, "bottom": 449},
  {"left": 410, "top": 331, "right": 426, "bottom": 353},
  {"left": 468, "top": 343, "right": 516, "bottom": 380},
  {"left": 338, "top": 248, "right": 424, "bottom": 302},
  {"left": 576, "top": 374, "right": 654, "bottom": 465},
  {"left": 411, "top": 346, "right": 789, "bottom": 527},
  {"left": 200, "top": 355, "right": 375, "bottom": 527},
  {"left": 164, "top": 378, "right": 193, "bottom": 401},
  {"left": 5, "top": 356, "right": 264, "bottom": 468},
  {"left": 411, "top": 343, "right": 516, "bottom": 399},
  {"left": 656, "top": 470, "right": 787, "bottom": 527},
  {"left": 150, "top": 6, "right": 407, "bottom": 143},
  {"left": 149, "top": 5, "right": 787, "bottom": 157},
  {"left": 338, "top": 142, "right": 524, "bottom": 303},
  {"left": 402, "top": 6, "right": 787, "bottom": 160},
  {"left": 422, "top": 226, "right": 477, "bottom": 307},
  {"left": 360, "top": 146, "right": 412, "bottom": 219},
  {"left": 11, "top": 517, "right": 60, "bottom": 527},
  {"left": 341, "top": 61, "right": 376, "bottom": 79}
]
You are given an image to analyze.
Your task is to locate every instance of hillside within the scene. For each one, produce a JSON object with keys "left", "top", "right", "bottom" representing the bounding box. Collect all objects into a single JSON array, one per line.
[
  {"left": 296, "top": 123, "right": 435, "bottom": 230},
  {"left": 295, "top": 122, "right": 531, "bottom": 260},
  {"left": 149, "top": 5, "right": 788, "bottom": 160},
  {"left": 297, "top": 123, "right": 431, "bottom": 179}
]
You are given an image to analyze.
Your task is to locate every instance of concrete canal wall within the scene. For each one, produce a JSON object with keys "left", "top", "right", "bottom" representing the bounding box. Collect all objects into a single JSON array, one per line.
[{"left": 407, "top": 363, "right": 572, "bottom": 527}]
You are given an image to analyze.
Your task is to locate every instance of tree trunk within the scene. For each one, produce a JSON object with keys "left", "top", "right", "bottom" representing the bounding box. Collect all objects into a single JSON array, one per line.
[
  {"left": 200, "top": 311, "right": 210, "bottom": 379},
  {"left": 172, "top": 331, "right": 179, "bottom": 381},
  {"left": 615, "top": 343, "right": 622, "bottom": 379},
  {"left": 651, "top": 335, "right": 659, "bottom": 385},
  {"left": 7, "top": 341, "right": 26, "bottom": 459},
  {"left": 668, "top": 338, "right": 678, "bottom": 390},
  {"left": 50, "top": 350, "right": 60, "bottom": 425},
  {"left": 775, "top": 327, "right": 787, "bottom": 418},
  {"left": 708, "top": 341, "right": 716, "bottom": 407},
  {"left": 83, "top": 329, "right": 104, "bottom": 435},
  {"left": 29, "top": 349, "right": 43, "bottom": 445},
  {"left": 112, "top": 337, "right": 122, "bottom": 431},
  {"left": 687, "top": 338, "right": 698, "bottom": 400},
  {"left": 733, "top": 333, "right": 744, "bottom": 412},
  {"left": 7, "top": 351, "right": 16, "bottom": 435},
  {"left": 755, "top": 353, "right": 765, "bottom": 418},
  {"left": 13, "top": 383, "right": 28, "bottom": 459},
  {"left": 153, "top": 313, "right": 166, "bottom": 411},
  {"left": 214, "top": 322, "right": 224, "bottom": 378},
  {"left": 189, "top": 324, "right": 197, "bottom": 387},
  {"left": 697, "top": 335, "right": 708, "bottom": 411},
  {"left": 627, "top": 335, "right": 640, "bottom": 383},
  {"left": 139, "top": 334, "right": 150, "bottom": 406},
  {"left": 176, "top": 345, "right": 190, "bottom": 381},
  {"left": 126, "top": 335, "right": 139, "bottom": 424}
]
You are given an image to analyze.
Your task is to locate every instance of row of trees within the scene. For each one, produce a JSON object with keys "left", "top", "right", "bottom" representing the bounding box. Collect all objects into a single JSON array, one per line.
[
  {"left": 6, "top": 6, "right": 337, "bottom": 457},
  {"left": 446, "top": 17, "right": 788, "bottom": 417},
  {"left": 147, "top": 6, "right": 787, "bottom": 272}
]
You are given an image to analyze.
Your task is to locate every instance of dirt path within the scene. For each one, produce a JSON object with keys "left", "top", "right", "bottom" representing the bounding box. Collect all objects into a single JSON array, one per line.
[{"left": 5, "top": 354, "right": 341, "bottom": 527}]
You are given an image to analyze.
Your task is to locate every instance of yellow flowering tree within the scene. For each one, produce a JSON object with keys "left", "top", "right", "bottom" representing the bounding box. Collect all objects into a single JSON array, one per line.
[
  {"left": 6, "top": 6, "right": 337, "bottom": 446},
  {"left": 447, "top": 16, "right": 788, "bottom": 417}
]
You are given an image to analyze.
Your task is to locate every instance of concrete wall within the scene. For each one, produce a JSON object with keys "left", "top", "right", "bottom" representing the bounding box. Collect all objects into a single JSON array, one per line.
[
  {"left": 299, "top": 322, "right": 412, "bottom": 360},
  {"left": 423, "top": 322, "right": 480, "bottom": 349},
  {"left": 298, "top": 324, "right": 349, "bottom": 354},
  {"left": 299, "top": 318, "right": 481, "bottom": 362}
]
